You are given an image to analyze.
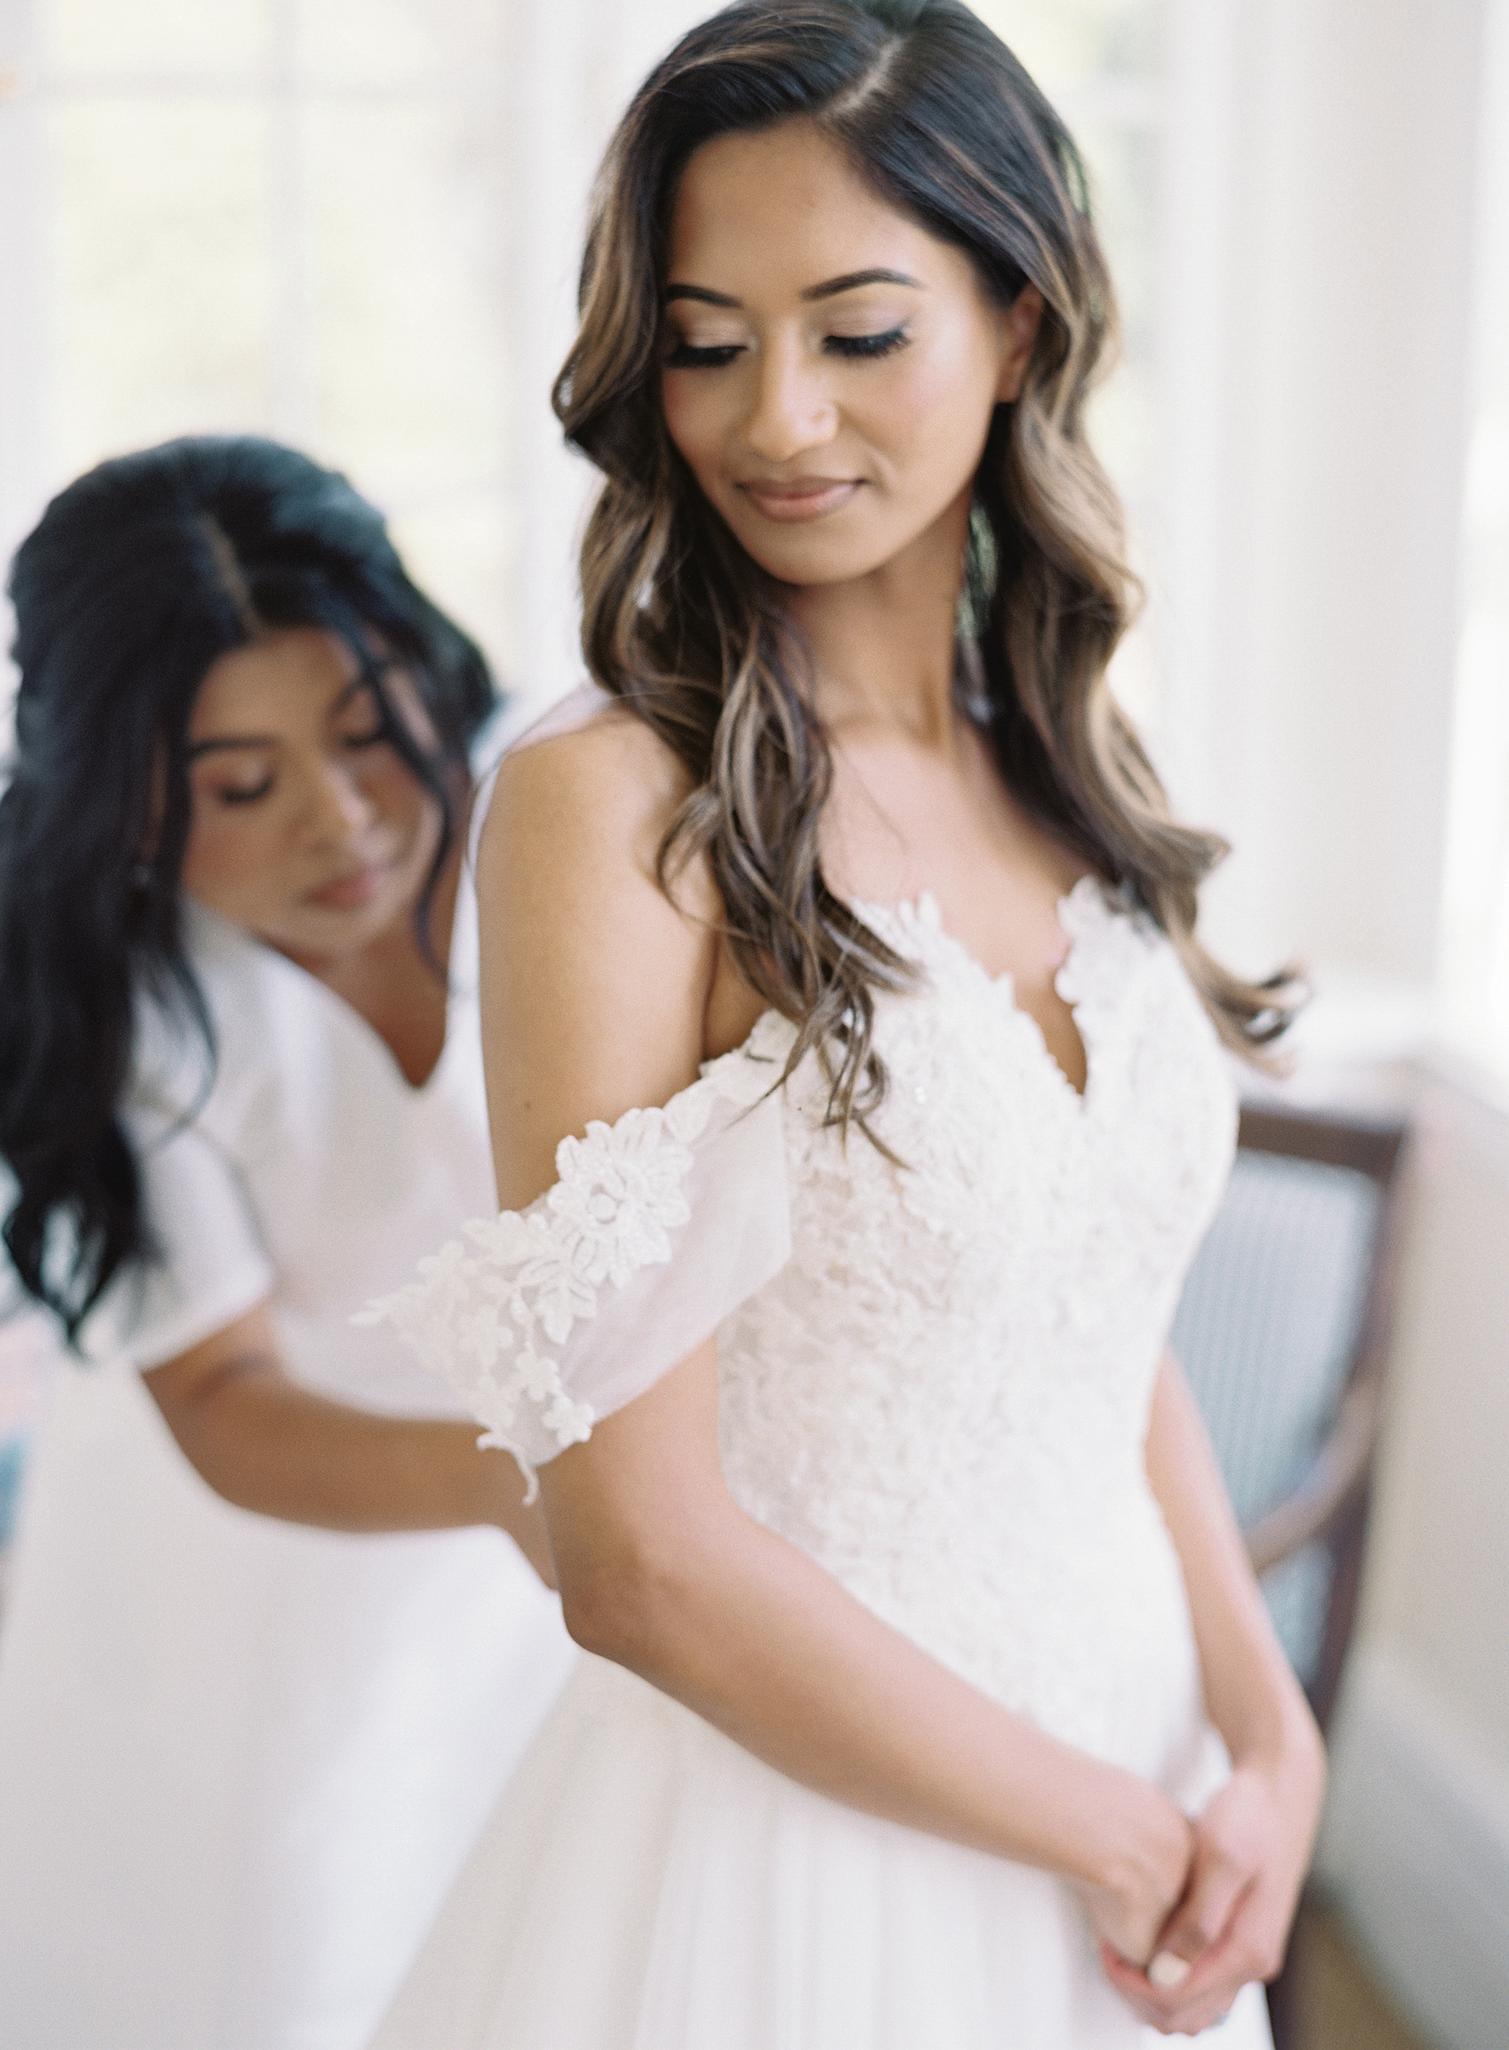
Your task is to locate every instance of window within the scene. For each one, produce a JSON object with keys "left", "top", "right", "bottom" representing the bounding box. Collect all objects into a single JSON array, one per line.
[
  {"left": 2, "top": 0, "right": 1175, "bottom": 716},
  {"left": 3, "top": 0, "right": 516, "bottom": 668}
]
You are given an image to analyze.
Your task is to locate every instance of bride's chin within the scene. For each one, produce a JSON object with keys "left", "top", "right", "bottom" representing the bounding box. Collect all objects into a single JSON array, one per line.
[{"left": 729, "top": 532, "right": 901, "bottom": 590}]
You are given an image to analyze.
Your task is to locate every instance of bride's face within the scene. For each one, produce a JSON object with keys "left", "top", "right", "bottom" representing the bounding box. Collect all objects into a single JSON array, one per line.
[{"left": 659, "top": 118, "right": 1041, "bottom": 590}]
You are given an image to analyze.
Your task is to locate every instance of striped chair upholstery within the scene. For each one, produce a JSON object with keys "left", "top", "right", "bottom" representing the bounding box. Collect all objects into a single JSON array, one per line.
[{"left": 1172, "top": 1097, "right": 1410, "bottom": 1732}]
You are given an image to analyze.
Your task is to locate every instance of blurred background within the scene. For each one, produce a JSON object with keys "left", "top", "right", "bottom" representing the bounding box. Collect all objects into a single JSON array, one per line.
[{"left": 0, "top": 3, "right": 1504, "bottom": 2047}]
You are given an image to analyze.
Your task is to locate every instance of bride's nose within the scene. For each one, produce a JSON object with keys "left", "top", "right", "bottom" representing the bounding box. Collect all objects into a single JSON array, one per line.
[{"left": 741, "top": 337, "right": 838, "bottom": 467}]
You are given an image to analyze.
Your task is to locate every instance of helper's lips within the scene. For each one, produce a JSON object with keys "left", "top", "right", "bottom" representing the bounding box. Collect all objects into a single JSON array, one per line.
[
  {"left": 738, "top": 477, "right": 862, "bottom": 523},
  {"left": 304, "top": 862, "right": 391, "bottom": 910}
]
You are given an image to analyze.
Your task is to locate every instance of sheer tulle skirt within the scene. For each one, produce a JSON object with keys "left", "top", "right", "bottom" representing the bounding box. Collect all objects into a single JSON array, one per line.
[{"left": 371, "top": 1655, "right": 1273, "bottom": 2050}]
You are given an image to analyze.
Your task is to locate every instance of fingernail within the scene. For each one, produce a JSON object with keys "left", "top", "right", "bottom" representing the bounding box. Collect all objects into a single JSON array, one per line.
[{"left": 1148, "top": 1952, "right": 1193, "bottom": 1990}]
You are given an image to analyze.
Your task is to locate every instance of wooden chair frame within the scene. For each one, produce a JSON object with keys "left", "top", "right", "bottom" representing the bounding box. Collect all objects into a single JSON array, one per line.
[
  {"left": 1231, "top": 1099, "right": 1411, "bottom": 1736},
  {"left": 1227, "top": 1097, "right": 1412, "bottom": 2050}
]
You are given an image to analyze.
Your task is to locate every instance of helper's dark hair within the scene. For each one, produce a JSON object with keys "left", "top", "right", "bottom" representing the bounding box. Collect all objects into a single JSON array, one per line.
[
  {"left": 0, "top": 434, "right": 499, "bottom": 1342},
  {"left": 557, "top": 0, "right": 1300, "bottom": 1136}
]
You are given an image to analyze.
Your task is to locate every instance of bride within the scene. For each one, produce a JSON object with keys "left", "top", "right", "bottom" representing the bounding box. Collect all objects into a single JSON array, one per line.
[{"left": 365, "top": 2, "right": 1325, "bottom": 2041}]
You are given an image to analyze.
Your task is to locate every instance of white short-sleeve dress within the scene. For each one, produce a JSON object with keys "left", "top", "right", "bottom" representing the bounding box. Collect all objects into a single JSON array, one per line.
[
  {"left": 0, "top": 869, "right": 576, "bottom": 2050},
  {"left": 359, "top": 686, "right": 1276, "bottom": 2050}
]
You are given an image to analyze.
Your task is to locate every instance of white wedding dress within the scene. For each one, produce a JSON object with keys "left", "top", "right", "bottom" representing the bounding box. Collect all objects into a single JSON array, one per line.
[{"left": 363, "top": 698, "right": 1275, "bottom": 2048}]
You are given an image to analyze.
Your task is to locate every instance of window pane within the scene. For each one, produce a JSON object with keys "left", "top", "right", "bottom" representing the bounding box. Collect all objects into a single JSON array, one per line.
[
  {"left": 46, "top": 103, "right": 277, "bottom": 478},
  {"left": 389, "top": 492, "right": 517, "bottom": 687},
  {"left": 304, "top": 103, "right": 508, "bottom": 504},
  {"left": 41, "top": 0, "right": 271, "bottom": 77},
  {"left": 295, "top": 0, "right": 507, "bottom": 85}
]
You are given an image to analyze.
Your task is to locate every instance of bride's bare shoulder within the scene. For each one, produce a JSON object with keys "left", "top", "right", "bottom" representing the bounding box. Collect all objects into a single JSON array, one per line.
[
  {"left": 478, "top": 686, "right": 720, "bottom": 960},
  {"left": 475, "top": 690, "right": 724, "bottom": 1200},
  {"left": 486, "top": 681, "right": 697, "bottom": 849}
]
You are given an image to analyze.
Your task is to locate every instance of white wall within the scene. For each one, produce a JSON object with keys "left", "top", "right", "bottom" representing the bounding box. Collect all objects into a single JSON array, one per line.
[
  {"left": 1317, "top": 1077, "right": 1509, "bottom": 2050},
  {"left": 1365, "top": 1086, "right": 1509, "bottom": 1745}
]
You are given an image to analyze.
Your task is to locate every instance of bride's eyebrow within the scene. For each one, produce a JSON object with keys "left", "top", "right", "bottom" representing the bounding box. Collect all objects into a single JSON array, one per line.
[{"left": 662, "top": 268, "right": 924, "bottom": 308}]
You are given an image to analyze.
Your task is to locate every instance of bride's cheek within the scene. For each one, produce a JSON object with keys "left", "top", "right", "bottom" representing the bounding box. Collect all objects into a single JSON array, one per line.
[
  {"left": 660, "top": 379, "right": 715, "bottom": 476},
  {"left": 908, "top": 328, "right": 1002, "bottom": 418}
]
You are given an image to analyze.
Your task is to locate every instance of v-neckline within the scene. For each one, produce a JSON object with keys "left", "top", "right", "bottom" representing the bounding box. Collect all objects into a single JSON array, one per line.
[
  {"left": 851, "top": 873, "right": 1105, "bottom": 1109},
  {"left": 187, "top": 862, "right": 475, "bottom": 1105},
  {"left": 304, "top": 875, "right": 474, "bottom": 1100}
]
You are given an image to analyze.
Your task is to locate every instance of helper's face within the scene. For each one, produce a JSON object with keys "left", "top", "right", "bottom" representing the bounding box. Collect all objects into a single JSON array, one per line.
[
  {"left": 659, "top": 118, "right": 1042, "bottom": 590},
  {"left": 176, "top": 626, "right": 447, "bottom": 967}
]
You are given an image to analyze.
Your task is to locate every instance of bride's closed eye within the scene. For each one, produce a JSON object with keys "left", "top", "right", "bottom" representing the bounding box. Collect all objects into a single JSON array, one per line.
[
  {"left": 827, "top": 326, "right": 910, "bottom": 360},
  {"left": 664, "top": 326, "right": 912, "bottom": 370},
  {"left": 664, "top": 340, "right": 744, "bottom": 369}
]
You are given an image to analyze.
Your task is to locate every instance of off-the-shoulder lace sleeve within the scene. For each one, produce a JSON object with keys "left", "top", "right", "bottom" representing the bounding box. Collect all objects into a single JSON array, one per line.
[{"left": 356, "top": 1016, "right": 795, "bottom": 1497}]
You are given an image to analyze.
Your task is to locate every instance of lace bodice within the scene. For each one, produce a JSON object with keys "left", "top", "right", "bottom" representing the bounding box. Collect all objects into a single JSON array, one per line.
[{"left": 365, "top": 873, "right": 1239, "bottom": 1766}]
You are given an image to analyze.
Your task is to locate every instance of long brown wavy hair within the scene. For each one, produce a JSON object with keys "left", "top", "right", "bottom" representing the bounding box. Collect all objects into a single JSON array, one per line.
[{"left": 554, "top": 0, "right": 1299, "bottom": 1129}]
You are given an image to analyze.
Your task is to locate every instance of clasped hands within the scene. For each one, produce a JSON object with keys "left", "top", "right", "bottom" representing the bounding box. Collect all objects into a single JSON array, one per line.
[{"left": 1082, "top": 1754, "right": 1323, "bottom": 2038}]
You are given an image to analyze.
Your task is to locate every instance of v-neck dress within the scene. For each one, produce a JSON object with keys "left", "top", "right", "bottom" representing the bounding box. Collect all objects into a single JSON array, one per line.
[
  {"left": 0, "top": 866, "right": 576, "bottom": 2050},
  {"left": 358, "top": 690, "right": 1274, "bottom": 2049}
]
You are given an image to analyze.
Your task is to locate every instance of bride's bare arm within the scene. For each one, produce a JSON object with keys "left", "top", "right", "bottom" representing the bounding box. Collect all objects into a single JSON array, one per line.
[
  {"left": 474, "top": 717, "right": 1188, "bottom": 1922},
  {"left": 547, "top": 1352, "right": 1170, "bottom": 1891},
  {"left": 1095, "top": 1353, "right": 1326, "bottom": 2023},
  {"left": 1143, "top": 1354, "right": 1324, "bottom": 1778}
]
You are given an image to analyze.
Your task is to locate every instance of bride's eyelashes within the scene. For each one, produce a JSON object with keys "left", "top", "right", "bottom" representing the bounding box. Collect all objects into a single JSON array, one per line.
[
  {"left": 664, "top": 340, "right": 742, "bottom": 370},
  {"left": 829, "top": 326, "right": 911, "bottom": 360},
  {"left": 664, "top": 326, "right": 913, "bottom": 370}
]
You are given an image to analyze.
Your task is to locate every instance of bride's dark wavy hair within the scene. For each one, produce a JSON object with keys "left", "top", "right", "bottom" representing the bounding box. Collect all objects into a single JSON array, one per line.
[
  {"left": 0, "top": 434, "right": 498, "bottom": 1342},
  {"left": 556, "top": 0, "right": 1300, "bottom": 1126}
]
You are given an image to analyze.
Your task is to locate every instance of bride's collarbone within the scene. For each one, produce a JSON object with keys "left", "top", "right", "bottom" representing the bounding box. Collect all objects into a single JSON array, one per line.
[{"left": 821, "top": 773, "right": 1091, "bottom": 985}]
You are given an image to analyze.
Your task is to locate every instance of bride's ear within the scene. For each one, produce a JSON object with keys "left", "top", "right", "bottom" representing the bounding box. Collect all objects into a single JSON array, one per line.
[{"left": 996, "top": 284, "right": 1045, "bottom": 404}]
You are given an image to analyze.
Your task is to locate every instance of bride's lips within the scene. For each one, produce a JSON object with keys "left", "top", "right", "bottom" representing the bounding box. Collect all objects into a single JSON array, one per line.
[{"left": 738, "top": 478, "right": 861, "bottom": 523}]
